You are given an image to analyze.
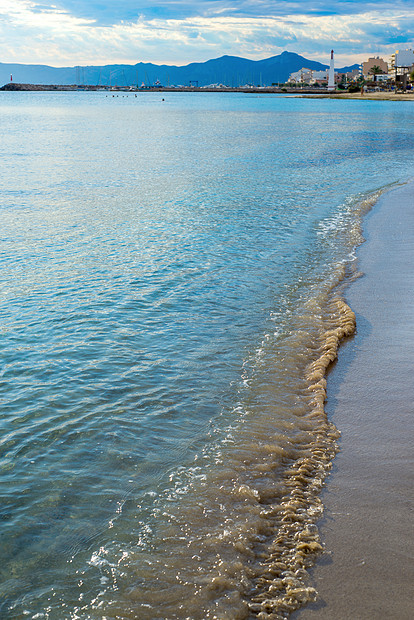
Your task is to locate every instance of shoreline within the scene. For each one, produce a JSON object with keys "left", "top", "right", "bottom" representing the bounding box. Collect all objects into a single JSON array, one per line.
[
  {"left": 1, "top": 83, "right": 413, "bottom": 100},
  {"left": 298, "top": 92, "right": 414, "bottom": 101},
  {"left": 293, "top": 181, "right": 414, "bottom": 619}
]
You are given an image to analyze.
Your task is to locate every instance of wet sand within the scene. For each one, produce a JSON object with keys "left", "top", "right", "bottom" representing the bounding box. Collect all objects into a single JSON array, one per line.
[{"left": 293, "top": 181, "right": 414, "bottom": 619}]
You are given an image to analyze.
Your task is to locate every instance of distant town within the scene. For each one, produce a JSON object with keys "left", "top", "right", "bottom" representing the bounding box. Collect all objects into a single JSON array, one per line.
[{"left": 286, "top": 49, "right": 414, "bottom": 92}]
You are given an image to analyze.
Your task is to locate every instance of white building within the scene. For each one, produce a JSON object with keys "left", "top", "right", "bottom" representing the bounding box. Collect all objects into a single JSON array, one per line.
[
  {"left": 312, "top": 70, "right": 330, "bottom": 82},
  {"left": 394, "top": 49, "right": 414, "bottom": 67},
  {"left": 288, "top": 68, "right": 328, "bottom": 84},
  {"left": 390, "top": 49, "right": 414, "bottom": 77}
]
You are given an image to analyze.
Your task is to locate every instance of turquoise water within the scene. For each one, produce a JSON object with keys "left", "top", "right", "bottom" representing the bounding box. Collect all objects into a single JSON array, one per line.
[{"left": 0, "top": 92, "right": 413, "bottom": 619}]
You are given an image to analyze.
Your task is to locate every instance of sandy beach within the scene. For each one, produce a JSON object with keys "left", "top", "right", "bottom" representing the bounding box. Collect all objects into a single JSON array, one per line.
[
  {"left": 293, "top": 181, "right": 414, "bottom": 619},
  {"left": 301, "top": 92, "right": 414, "bottom": 101},
  {"left": 329, "top": 92, "right": 414, "bottom": 101}
]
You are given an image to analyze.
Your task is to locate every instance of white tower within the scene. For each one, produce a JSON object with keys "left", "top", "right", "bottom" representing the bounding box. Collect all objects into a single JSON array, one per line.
[{"left": 328, "top": 49, "right": 335, "bottom": 91}]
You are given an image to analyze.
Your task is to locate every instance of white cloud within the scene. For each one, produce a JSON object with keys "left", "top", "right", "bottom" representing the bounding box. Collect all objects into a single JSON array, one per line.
[
  {"left": 0, "top": 0, "right": 93, "bottom": 24},
  {"left": 0, "top": 2, "right": 413, "bottom": 66}
]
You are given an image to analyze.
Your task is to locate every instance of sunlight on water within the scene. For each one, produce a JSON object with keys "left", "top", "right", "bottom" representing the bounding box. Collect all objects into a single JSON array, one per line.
[{"left": 0, "top": 92, "right": 413, "bottom": 618}]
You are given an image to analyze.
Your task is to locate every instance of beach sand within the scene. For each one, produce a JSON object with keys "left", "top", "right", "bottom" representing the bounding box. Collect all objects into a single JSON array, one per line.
[
  {"left": 301, "top": 92, "right": 414, "bottom": 101},
  {"left": 330, "top": 92, "right": 414, "bottom": 101},
  {"left": 292, "top": 181, "right": 414, "bottom": 619}
]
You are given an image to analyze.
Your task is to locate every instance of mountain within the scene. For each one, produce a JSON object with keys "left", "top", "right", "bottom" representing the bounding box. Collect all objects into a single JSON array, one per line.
[{"left": 0, "top": 52, "right": 359, "bottom": 87}]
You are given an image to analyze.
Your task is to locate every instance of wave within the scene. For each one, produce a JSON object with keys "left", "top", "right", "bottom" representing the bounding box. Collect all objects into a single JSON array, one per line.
[{"left": 67, "top": 186, "right": 396, "bottom": 620}]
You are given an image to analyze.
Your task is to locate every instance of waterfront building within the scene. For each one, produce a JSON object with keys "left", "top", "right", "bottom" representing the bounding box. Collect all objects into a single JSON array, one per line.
[
  {"left": 390, "top": 49, "right": 414, "bottom": 75},
  {"left": 288, "top": 68, "right": 313, "bottom": 83},
  {"left": 362, "top": 57, "right": 388, "bottom": 77},
  {"left": 344, "top": 69, "right": 360, "bottom": 82},
  {"left": 288, "top": 68, "right": 329, "bottom": 84},
  {"left": 390, "top": 49, "right": 414, "bottom": 88}
]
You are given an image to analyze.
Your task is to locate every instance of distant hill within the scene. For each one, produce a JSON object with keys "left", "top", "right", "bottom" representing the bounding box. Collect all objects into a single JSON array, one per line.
[{"left": 0, "top": 52, "right": 359, "bottom": 88}]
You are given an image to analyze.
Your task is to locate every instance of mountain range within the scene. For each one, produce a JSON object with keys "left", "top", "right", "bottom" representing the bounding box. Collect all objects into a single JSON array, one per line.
[{"left": 0, "top": 52, "right": 359, "bottom": 87}]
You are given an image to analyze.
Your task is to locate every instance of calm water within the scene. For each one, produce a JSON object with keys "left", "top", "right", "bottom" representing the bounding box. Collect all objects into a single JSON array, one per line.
[{"left": 0, "top": 92, "right": 413, "bottom": 619}]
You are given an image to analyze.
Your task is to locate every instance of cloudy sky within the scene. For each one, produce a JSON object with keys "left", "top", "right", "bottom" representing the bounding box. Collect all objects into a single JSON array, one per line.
[{"left": 0, "top": 0, "right": 413, "bottom": 67}]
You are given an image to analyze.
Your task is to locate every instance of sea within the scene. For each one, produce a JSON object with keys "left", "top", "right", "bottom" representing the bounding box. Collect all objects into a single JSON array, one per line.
[{"left": 0, "top": 91, "right": 413, "bottom": 620}]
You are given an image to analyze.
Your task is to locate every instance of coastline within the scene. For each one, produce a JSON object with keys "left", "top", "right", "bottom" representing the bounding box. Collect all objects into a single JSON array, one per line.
[
  {"left": 293, "top": 181, "right": 414, "bottom": 619},
  {"left": 1, "top": 83, "right": 413, "bottom": 100}
]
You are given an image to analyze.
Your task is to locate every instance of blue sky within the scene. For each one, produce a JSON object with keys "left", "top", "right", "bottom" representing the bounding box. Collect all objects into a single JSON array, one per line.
[{"left": 0, "top": 1, "right": 413, "bottom": 66}]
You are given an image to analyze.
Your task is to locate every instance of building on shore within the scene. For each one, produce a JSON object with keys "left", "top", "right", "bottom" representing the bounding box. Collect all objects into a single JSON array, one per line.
[
  {"left": 390, "top": 49, "right": 414, "bottom": 87},
  {"left": 361, "top": 57, "right": 389, "bottom": 84},
  {"left": 361, "top": 57, "right": 388, "bottom": 78},
  {"left": 344, "top": 69, "right": 360, "bottom": 82},
  {"left": 288, "top": 68, "right": 328, "bottom": 85}
]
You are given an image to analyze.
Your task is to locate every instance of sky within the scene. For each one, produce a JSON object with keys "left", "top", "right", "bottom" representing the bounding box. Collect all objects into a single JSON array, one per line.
[{"left": 0, "top": 0, "right": 413, "bottom": 67}]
